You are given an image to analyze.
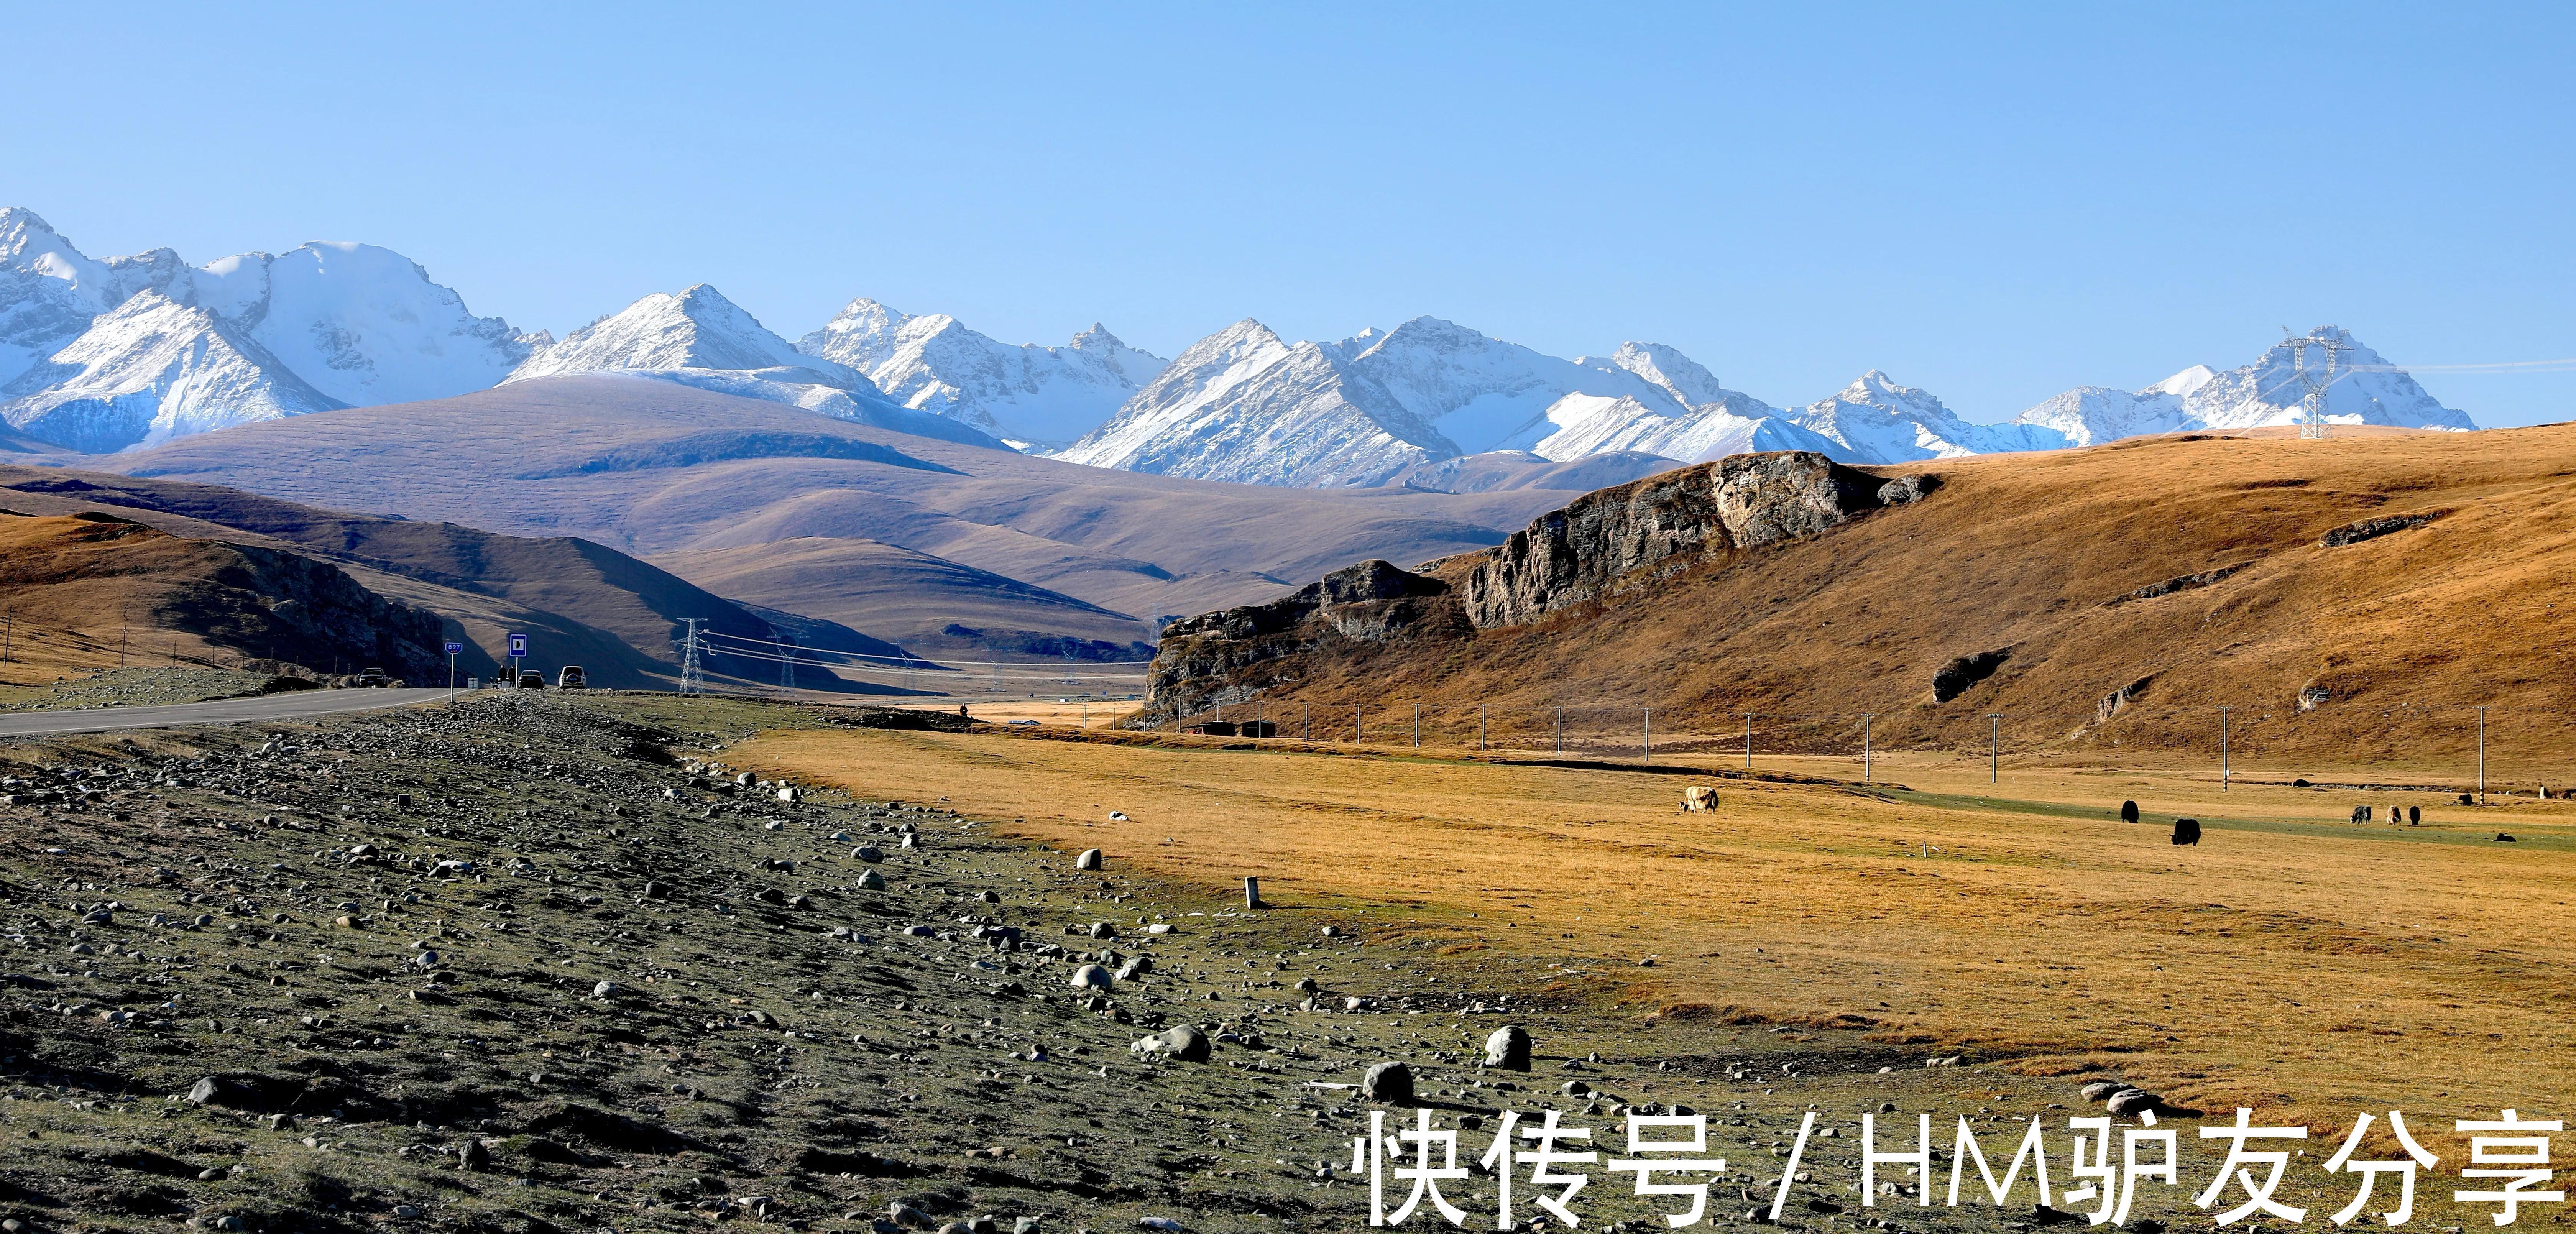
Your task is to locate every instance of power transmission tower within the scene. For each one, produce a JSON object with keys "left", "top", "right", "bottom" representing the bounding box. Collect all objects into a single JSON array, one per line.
[
  {"left": 777, "top": 635, "right": 796, "bottom": 692},
  {"left": 678, "top": 619, "right": 706, "bottom": 695},
  {"left": 2283, "top": 327, "right": 2347, "bottom": 440}
]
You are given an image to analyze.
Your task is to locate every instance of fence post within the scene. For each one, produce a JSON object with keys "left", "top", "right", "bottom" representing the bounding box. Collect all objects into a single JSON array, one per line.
[
  {"left": 2219, "top": 706, "right": 2231, "bottom": 790},
  {"left": 2477, "top": 706, "right": 2487, "bottom": 803}
]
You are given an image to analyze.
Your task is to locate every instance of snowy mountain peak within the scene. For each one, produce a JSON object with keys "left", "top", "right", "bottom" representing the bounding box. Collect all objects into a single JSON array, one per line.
[
  {"left": 511, "top": 284, "right": 857, "bottom": 388},
  {"left": 2, "top": 288, "right": 343, "bottom": 452},
  {"left": 797, "top": 296, "right": 1168, "bottom": 449},
  {"left": 2145, "top": 364, "right": 2218, "bottom": 398},
  {"left": 1594, "top": 342, "right": 1730, "bottom": 408}
]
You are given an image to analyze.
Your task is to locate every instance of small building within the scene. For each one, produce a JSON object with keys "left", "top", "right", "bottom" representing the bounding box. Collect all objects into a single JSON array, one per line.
[{"left": 1181, "top": 720, "right": 1278, "bottom": 738}]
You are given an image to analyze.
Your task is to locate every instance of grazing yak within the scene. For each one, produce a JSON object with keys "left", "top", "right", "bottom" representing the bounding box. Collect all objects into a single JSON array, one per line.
[
  {"left": 2172, "top": 818, "right": 2202, "bottom": 846},
  {"left": 1681, "top": 787, "right": 1718, "bottom": 813}
]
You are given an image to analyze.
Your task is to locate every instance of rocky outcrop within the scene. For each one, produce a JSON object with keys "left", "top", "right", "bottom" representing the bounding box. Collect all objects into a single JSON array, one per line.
[
  {"left": 1143, "top": 560, "right": 1461, "bottom": 722},
  {"left": 2321, "top": 512, "right": 2435, "bottom": 548},
  {"left": 1930, "top": 647, "right": 2011, "bottom": 703},
  {"left": 1138, "top": 452, "right": 1936, "bottom": 725},
  {"left": 1457, "top": 452, "right": 1914, "bottom": 629}
]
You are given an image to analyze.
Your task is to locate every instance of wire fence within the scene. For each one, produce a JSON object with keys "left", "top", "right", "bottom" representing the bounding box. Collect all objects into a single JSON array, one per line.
[{"left": 1154, "top": 696, "right": 2569, "bottom": 800}]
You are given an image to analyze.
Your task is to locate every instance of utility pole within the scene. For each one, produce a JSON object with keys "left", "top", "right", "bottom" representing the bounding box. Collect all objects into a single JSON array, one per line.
[
  {"left": 1355, "top": 703, "right": 1364, "bottom": 744},
  {"left": 1642, "top": 707, "right": 1651, "bottom": 766},
  {"left": 1554, "top": 706, "right": 1563, "bottom": 755},
  {"left": 2477, "top": 705, "right": 2487, "bottom": 803},
  {"left": 2219, "top": 706, "right": 2232, "bottom": 790},
  {"left": 1743, "top": 713, "right": 1755, "bottom": 772},
  {"left": 2284, "top": 328, "right": 2348, "bottom": 440},
  {"left": 1988, "top": 714, "right": 2002, "bottom": 784},
  {"left": 1861, "top": 712, "right": 1875, "bottom": 783},
  {"left": 1413, "top": 703, "right": 1420, "bottom": 748},
  {"left": 678, "top": 620, "right": 705, "bottom": 695},
  {"left": 1303, "top": 702, "right": 1310, "bottom": 741},
  {"left": 1479, "top": 703, "right": 1487, "bottom": 751},
  {"left": 777, "top": 637, "right": 796, "bottom": 692},
  {"left": 2, "top": 606, "right": 12, "bottom": 665}
]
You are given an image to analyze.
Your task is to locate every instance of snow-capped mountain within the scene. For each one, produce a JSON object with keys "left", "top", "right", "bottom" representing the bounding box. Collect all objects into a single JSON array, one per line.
[
  {"left": 1061, "top": 317, "right": 1756, "bottom": 486},
  {"left": 1793, "top": 371, "right": 2072, "bottom": 463},
  {"left": 505, "top": 285, "right": 1007, "bottom": 449},
  {"left": 2013, "top": 328, "right": 2475, "bottom": 447},
  {"left": 510, "top": 284, "right": 857, "bottom": 386},
  {"left": 798, "top": 298, "right": 1166, "bottom": 449},
  {"left": 0, "top": 208, "right": 538, "bottom": 452},
  {"left": 1, "top": 290, "right": 342, "bottom": 452},
  {"left": 1532, "top": 393, "right": 1847, "bottom": 463},
  {"left": 1059, "top": 320, "right": 1447, "bottom": 486}
]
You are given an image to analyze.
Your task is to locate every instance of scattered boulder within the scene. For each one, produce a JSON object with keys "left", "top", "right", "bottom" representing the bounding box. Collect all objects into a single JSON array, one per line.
[
  {"left": 1132, "top": 1025, "right": 1211, "bottom": 1063},
  {"left": 2078, "top": 1080, "right": 2126, "bottom": 1101},
  {"left": 1074, "top": 848, "right": 1103, "bottom": 871},
  {"left": 1361, "top": 1060, "right": 1415, "bottom": 1103},
  {"left": 2106, "top": 1089, "right": 2161, "bottom": 1116},
  {"left": 1068, "top": 964, "right": 1114, "bottom": 990},
  {"left": 184, "top": 1076, "right": 256, "bottom": 1109},
  {"left": 1484, "top": 1025, "right": 1532, "bottom": 1071},
  {"left": 857, "top": 869, "right": 887, "bottom": 891}
]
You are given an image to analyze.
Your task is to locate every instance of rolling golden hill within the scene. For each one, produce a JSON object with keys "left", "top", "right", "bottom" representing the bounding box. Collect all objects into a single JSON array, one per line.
[{"left": 1146, "top": 425, "right": 2576, "bottom": 777}]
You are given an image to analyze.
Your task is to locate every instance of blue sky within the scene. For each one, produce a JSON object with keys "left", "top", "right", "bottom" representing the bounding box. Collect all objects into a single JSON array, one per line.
[{"left": 8, "top": 3, "right": 2571, "bottom": 425}]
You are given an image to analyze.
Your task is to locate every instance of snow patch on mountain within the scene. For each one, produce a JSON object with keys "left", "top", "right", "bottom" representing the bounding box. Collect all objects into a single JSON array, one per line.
[{"left": 798, "top": 298, "right": 1166, "bottom": 448}]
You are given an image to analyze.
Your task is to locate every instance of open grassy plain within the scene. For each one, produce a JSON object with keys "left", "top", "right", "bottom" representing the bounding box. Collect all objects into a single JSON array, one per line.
[{"left": 748, "top": 725, "right": 2576, "bottom": 1134}]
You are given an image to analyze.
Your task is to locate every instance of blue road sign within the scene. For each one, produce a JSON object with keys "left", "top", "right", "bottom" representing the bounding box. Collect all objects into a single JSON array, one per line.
[
  {"left": 507, "top": 633, "right": 528, "bottom": 657},
  {"left": 445, "top": 641, "right": 463, "bottom": 655}
]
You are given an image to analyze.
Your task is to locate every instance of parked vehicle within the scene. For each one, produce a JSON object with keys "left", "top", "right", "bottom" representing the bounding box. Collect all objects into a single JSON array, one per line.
[
  {"left": 517, "top": 670, "right": 545, "bottom": 689},
  {"left": 557, "top": 665, "right": 587, "bottom": 689}
]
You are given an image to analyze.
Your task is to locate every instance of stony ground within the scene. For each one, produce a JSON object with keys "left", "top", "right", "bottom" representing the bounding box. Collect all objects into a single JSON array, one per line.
[
  {"left": 0, "top": 694, "right": 2510, "bottom": 1234},
  {"left": 0, "top": 668, "right": 276, "bottom": 714}
]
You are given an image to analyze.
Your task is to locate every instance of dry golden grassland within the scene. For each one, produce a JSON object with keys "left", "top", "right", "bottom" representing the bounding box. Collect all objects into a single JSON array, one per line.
[{"left": 746, "top": 725, "right": 2576, "bottom": 1130}]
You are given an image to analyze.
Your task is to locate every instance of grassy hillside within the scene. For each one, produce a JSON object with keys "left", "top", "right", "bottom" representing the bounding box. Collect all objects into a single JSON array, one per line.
[{"left": 1148, "top": 425, "right": 2576, "bottom": 769}]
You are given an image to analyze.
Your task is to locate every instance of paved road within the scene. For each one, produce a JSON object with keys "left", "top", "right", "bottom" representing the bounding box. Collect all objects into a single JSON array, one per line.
[{"left": 0, "top": 688, "right": 455, "bottom": 738}]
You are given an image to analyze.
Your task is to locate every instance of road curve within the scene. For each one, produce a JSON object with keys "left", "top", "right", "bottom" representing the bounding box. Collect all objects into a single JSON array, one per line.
[{"left": 0, "top": 688, "right": 455, "bottom": 738}]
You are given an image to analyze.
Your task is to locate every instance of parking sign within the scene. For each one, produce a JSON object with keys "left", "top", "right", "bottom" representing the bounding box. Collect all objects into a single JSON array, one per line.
[{"left": 507, "top": 633, "right": 528, "bottom": 657}]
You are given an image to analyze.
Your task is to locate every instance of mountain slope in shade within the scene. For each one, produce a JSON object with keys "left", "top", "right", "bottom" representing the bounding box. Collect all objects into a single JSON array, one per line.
[
  {"left": 799, "top": 297, "right": 1166, "bottom": 449},
  {"left": 2, "top": 291, "right": 345, "bottom": 452}
]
